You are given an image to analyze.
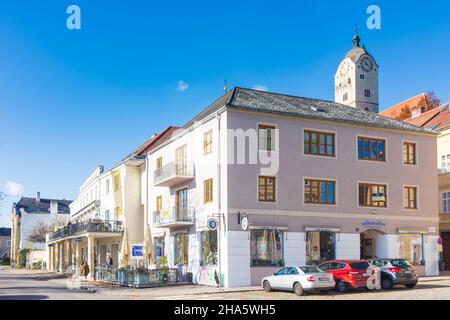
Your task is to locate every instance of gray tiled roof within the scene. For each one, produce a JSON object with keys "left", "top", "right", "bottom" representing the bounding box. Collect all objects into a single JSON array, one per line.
[
  {"left": 191, "top": 87, "right": 433, "bottom": 134},
  {"left": 15, "top": 197, "right": 72, "bottom": 215}
]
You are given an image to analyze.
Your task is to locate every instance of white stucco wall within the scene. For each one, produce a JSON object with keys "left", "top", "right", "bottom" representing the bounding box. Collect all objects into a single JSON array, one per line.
[
  {"left": 225, "top": 230, "right": 250, "bottom": 287},
  {"left": 284, "top": 232, "right": 306, "bottom": 266},
  {"left": 336, "top": 233, "right": 360, "bottom": 260},
  {"left": 425, "top": 235, "right": 439, "bottom": 276}
]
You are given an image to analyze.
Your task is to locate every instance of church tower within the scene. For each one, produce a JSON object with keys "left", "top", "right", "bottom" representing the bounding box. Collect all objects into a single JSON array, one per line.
[{"left": 335, "top": 31, "right": 379, "bottom": 113}]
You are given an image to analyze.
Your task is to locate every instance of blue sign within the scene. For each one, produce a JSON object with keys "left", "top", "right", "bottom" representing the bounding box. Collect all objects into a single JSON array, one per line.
[{"left": 132, "top": 245, "right": 143, "bottom": 257}]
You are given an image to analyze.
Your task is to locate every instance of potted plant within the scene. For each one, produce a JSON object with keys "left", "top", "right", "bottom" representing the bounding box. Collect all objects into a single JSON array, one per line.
[
  {"left": 157, "top": 256, "right": 169, "bottom": 284},
  {"left": 134, "top": 265, "right": 149, "bottom": 287}
]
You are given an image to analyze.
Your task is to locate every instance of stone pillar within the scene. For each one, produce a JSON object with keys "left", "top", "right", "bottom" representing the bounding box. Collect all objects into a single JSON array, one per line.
[
  {"left": 87, "top": 236, "right": 94, "bottom": 280},
  {"left": 48, "top": 246, "right": 54, "bottom": 271},
  {"left": 59, "top": 241, "right": 65, "bottom": 272},
  {"left": 75, "top": 239, "right": 82, "bottom": 268},
  {"left": 55, "top": 243, "right": 59, "bottom": 272},
  {"left": 67, "top": 239, "right": 73, "bottom": 268}
]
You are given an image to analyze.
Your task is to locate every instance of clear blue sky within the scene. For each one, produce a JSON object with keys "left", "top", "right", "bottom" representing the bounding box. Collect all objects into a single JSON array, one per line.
[{"left": 1, "top": 0, "right": 449, "bottom": 226}]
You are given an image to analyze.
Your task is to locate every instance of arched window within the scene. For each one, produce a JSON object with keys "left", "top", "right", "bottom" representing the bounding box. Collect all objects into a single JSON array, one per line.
[{"left": 348, "top": 78, "right": 351, "bottom": 85}]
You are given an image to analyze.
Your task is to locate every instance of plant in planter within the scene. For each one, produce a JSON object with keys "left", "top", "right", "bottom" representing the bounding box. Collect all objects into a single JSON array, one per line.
[
  {"left": 134, "top": 265, "right": 149, "bottom": 287},
  {"left": 157, "top": 256, "right": 169, "bottom": 284}
]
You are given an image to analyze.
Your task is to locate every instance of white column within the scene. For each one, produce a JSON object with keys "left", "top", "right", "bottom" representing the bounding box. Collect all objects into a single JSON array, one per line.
[
  {"left": 335, "top": 233, "right": 360, "bottom": 260},
  {"left": 87, "top": 236, "right": 94, "bottom": 280},
  {"left": 224, "top": 230, "right": 250, "bottom": 288},
  {"left": 425, "top": 235, "right": 439, "bottom": 276}
]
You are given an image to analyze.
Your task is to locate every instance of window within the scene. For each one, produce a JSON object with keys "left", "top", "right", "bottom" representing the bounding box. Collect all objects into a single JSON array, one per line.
[
  {"left": 358, "top": 137, "right": 386, "bottom": 161},
  {"left": 304, "top": 179, "right": 336, "bottom": 204},
  {"left": 204, "top": 179, "right": 213, "bottom": 204},
  {"left": 156, "top": 157, "right": 163, "bottom": 176},
  {"left": 360, "top": 74, "right": 365, "bottom": 80},
  {"left": 105, "top": 210, "right": 111, "bottom": 221},
  {"left": 359, "top": 183, "right": 387, "bottom": 207},
  {"left": 403, "top": 142, "right": 417, "bottom": 165},
  {"left": 306, "top": 231, "right": 335, "bottom": 265},
  {"left": 343, "top": 93, "right": 348, "bottom": 101},
  {"left": 105, "top": 179, "right": 110, "bottom": 194},
  {"left": 154, "top": 236, "right": 165, "bottom": 259},
  {"left": 203, "top": 130, "right": 213, "bottom": 155},
  {"left": 250, "top": 229, "right": 284, "bottom": 267},
  {"left": 347, "top": 78, "right": 351, "bottom": 85},
  {"left": 174, "top": 233, "right": 188, "bottom": 265},
  {"left": 365, "top": 89, "right": 371, "bottom": 98},
  {"left": 199, "top": 230, "right": 218, "bottom": 266},
  {"left": 399, "top": 234, "right": 424, "bottom": 266},
  {"left": 442, "top": 192, "right": 450, "bottom": 213},
  {"left": 258, "top": 176, "right": 276, "bottom": 202},
  {"left": 114, "top": 207, "right": 122, "bottom": 219},
  {"left": 156, "top": 196, "right": 162, "bottom": 211},
  {"left": 175, "top": 145, "right": 187, "bottom": 175},
  {"left": 6, "top": 240, "right": 11, "bottom": 247},
  {"left": 404, "top": 186, "right": 417, "bottom": 209},
  {"left": 441, "top": 155, "right": 450, "bottom": 172},
  {"left": 114, "top": 175, "right": 120, "bottom": 191},
  {"left": 304, "top": 130, "right": 335, "bottom": 157},
  {"left": 258, "top": 125, "right": 276, "bottom": 151}
]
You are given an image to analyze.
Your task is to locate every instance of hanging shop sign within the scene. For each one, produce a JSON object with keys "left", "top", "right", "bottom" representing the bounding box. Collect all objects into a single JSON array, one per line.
[
  {"left": 207, "top": 217, "right": 218, "bottom": 231},
  {"left": 241, "top": 216, "right": 249, "bottom": 231},
  {"left": 131, "top": 244, "right": 143, "bottom": 258},
  {"left": 361, "top": 220, "right": 386, "bottom": 230}
]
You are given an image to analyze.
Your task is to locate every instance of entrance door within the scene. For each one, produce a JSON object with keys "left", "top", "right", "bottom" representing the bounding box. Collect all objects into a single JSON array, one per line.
[
  {"left": 175, "top": 188, "right": 188, "bottom": 221},
  {"left": 99, "top": 245, "right": 107, "bottom": 266},
  {"left": 360, "top": 235, "right": 375, "bottom": 259},
  {"left": 443, "top": 233, "right": 450, "bottom": 271}
]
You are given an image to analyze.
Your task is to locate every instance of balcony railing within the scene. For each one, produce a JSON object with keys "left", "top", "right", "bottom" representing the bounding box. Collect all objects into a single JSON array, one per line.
[
  {"left": 153, "top": 161, "right": 195, "bottom": 187},
  {"left": 49, "top": 220, "right": 123, "bottom": 242},
  {"left": 153, "top": 206, "right": 195, "bottom": 227}
]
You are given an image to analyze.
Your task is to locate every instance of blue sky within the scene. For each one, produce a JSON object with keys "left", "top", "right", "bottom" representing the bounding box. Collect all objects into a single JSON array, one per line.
[{"left": 1, "top": 0, "right": 449, "bottom": 226}]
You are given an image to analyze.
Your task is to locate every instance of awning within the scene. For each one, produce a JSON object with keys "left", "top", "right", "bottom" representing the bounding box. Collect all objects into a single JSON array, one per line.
[
  {"left": 249, "top": 225, "right": 288, "bottom": 231},
  {"left": 305, "top": 226, "right": 340, "bottom": 232}
]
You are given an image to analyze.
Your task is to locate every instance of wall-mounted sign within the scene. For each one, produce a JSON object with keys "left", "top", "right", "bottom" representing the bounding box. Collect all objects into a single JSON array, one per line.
[
  {"left": 361, "top": 220, "right": 386, "bottom": 230},
  {"left": 131, "top": 244, "right": 143, "bottom": 258},
  {"left": 207, "top": 218, "right": 218, "bottom": 231},
  {"left": 241, "top": 217, "right": 249, "bottom": 231},
  {"left": 428, "top": 226, "right": 437, "bottom": 233},
  {"left": 371, "top": 193, "right": 385, "bottom": 203}
]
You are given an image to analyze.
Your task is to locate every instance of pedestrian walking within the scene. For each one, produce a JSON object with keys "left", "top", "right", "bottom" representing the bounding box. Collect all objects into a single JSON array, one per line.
[{"left": 80, "top": 261, "right": 90, "bottom": 281}]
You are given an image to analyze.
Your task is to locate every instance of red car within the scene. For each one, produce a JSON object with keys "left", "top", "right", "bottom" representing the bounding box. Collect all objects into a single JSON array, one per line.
[{"left": 318, "top": 260, "right": 373, "bottom": 293}]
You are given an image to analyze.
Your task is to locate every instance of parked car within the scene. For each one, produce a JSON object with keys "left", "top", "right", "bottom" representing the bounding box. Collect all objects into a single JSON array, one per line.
[
  {"left": 262, "top": 266, "right": 335, "bottom": 296},
  {"left": 367, "top": 258, "right": 418, "bottom": 290},
  {"left": 318, "top": 260, "right": 374, "bottom": 293}
]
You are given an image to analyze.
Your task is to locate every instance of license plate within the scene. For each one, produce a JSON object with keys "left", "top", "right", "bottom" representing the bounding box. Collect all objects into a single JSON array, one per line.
[
  {"left": 319, "top": 278, "right": 329, "bottom": 281},
  {"left": 362, "top": 273, "right": 370, "bottom": 277},
  {"left": 404, "top": 271, "right": 412, "bottom": 274}
]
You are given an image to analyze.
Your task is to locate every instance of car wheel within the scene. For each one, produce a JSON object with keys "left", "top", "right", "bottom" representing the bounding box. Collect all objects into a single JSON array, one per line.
[
  {"left": 263, "top": 281, "right": 271, "bottom": 292},
  {"left": 293, "top": 282, "right": 304, "bottom": 296},
  {"left": 336, "top": 280, "right": 347, "bottom": 293},
  {"left": 381, "top": 277, "right": 394, "bottom": 290},
  {"left": 405, "top": 283, "right": 417, "bottom": 289}
]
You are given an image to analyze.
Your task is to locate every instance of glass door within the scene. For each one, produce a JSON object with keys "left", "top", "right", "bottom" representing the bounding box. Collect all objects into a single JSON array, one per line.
[
  {"left": 175, "top": 188, "right": 188, "bottom": 221},
  {"left": 175, "top": 145, "right": 187, "bottom": 175}
]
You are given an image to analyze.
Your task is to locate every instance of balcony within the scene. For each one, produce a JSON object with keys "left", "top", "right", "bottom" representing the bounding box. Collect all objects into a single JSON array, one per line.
[
  {"left": 49, "top": 220, "right": 123, "bottom": 242},
  {"left": 153, "top": 161, "right": 195, "bottom": 187},
  {"left": 153, "top": 206, "right": 195, "bottom": 228}
]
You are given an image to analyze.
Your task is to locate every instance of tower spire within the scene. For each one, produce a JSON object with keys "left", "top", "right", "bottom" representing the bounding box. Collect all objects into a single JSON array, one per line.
[{"left": 352, "top": 25, "right": 361, "bottom": 48}]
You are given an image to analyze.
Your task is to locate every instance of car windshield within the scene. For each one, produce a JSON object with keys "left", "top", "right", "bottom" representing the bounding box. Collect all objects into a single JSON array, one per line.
[
  {"left": 300, "top": 266, "right": 320, "bottom": 274},
  {"left": 349, "top": 262, "right": 370, "bottom": 270},
  {"left": 391, "top": 259, "right": 413, "bottom": 269}
]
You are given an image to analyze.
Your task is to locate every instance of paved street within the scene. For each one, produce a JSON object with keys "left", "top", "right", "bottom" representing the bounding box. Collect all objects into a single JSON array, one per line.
[{"left": 1, "top": 266, "right": 449, "bottom": 300}]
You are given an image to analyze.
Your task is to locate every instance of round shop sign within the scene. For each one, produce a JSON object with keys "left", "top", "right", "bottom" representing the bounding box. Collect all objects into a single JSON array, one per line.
[
  {"left": 207, "top": 217, "right": 218, "bottom": 231},
  {"left": 241, "top": 216, "right": 249, "bottom": 231}
]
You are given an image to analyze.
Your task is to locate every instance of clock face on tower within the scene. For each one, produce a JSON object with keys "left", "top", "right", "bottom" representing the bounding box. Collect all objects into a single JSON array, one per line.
[{"left": 359, "top": 56, "right": 374, "bottom": 72}]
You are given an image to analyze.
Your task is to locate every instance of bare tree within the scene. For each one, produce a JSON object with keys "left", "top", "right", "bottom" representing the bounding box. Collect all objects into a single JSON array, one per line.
[
  {"left": 28, "top": 222, "right": 51, "bottom": 243},
  {"left": 396, "top": 105, "right": 412, "bottom": 121},
  {"left": 51, "top": 215, "right": 69, "bottom": 230}
]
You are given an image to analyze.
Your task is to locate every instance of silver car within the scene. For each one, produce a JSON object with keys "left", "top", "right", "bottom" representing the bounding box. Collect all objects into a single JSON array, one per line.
[
  {"left": 262, "top": 266, "right": 335, "bottom": 296},
  {"left": 367, "top": 258, "right": 418, "bottom": 290}
]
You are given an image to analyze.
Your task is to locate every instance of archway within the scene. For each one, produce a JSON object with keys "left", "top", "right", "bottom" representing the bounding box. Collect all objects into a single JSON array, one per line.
[{"left": 360, "top": 229, "right": 386, "bottom": 259}]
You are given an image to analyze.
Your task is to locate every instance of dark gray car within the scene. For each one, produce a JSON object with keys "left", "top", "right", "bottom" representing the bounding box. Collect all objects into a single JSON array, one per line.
[{"left": 367, "top": 258, "right": 418, "bottom": 290}]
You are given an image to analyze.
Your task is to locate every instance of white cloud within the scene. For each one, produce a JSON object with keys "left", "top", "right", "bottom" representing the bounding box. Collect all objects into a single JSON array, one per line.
[
  {"left": 4, "top": 181, "right": 25, "bottom": 196},
  {"left": 177, "top": 80, "right": 189, "bottom": 92},
  {"left": 252, "top": 84, "right": 269, "bottom": 92}
]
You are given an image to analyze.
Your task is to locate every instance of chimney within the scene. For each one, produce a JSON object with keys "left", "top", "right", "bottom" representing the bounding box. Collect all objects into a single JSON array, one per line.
[{"left": 36, "top": 192, "right": 41, "bottom": 202}]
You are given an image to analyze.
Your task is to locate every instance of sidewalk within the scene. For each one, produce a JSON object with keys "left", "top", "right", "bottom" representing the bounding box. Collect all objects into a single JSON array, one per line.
[{"left": 418, "top": 271, "right": 450, "bottom": 282}]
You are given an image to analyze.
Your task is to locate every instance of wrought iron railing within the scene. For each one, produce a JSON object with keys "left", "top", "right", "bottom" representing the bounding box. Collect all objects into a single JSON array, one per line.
[
  {"left": 49, "top": 220, "right": 123, "bottom": 241},
  {"left": 94, "top": 267, "right": 181, "bottom": 288},
  {"left": 153, "top": 161, "right": 194, "bottom": 184},
  {"left": 153, "top": 206, "right": 195, "bottom": 226}
]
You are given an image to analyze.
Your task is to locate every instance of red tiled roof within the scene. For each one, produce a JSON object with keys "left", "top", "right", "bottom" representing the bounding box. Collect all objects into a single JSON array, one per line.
[
  {"left": 404, "top": 103, "right": 450, "bottom": 131},
  {"left": 133, "top": 126, "right": 179, "bottom": 156},
  {"left": 379, "top": 93, "right": 426, "bottom": 119}
]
